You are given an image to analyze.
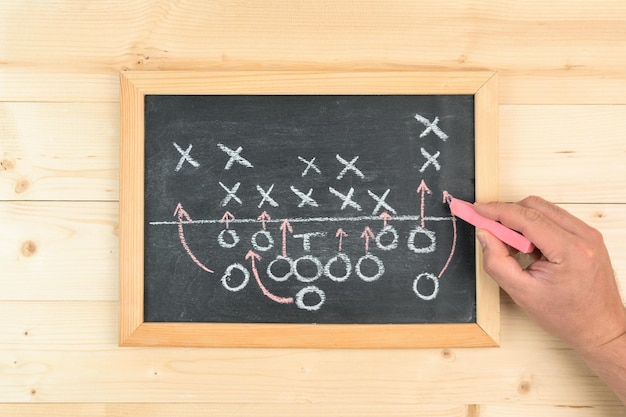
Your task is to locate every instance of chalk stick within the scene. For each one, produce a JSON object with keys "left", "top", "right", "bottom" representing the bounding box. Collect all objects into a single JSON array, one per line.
[{"left": 448, "top": 197, "right": 536, "bottom": 254}]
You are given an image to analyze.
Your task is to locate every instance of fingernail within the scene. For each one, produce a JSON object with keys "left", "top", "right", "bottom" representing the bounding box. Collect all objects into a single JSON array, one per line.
[{"left": 476, "top": 229, "right": 487, "bottom": 249}]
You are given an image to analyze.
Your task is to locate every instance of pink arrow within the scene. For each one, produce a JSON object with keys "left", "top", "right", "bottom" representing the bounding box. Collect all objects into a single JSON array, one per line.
[
  {"left": 379, "top": 211, "right": 392, "bottom": 227},
  {"left": 279, "top": 219, "right": 293, "bottom": 257},
  {"left": 417, "top": 180, "right": 432, "bottom": 228},
  {"left": 257, "top": 211, "right": 271, "bottom": 230},
  {"left": 442, "top": 190, "right": 452, "bottom": 204},
  {"left": 335, "top": 228, "right": 348, "bottom": 251},
  {"left": 174, "top": 203, "right": 214, "bottom": 273},
  {"left": 246, "top": 250, "right": 293, "bottom": 304},
  {"left": 438, "top": 215, "right": 457, "bottom": 279},
  {"left": 360, "top": 226, "right": 375, "bottom": 253},
  {"left": 220, "top": 211, "right": 235, "bottom": 229}
]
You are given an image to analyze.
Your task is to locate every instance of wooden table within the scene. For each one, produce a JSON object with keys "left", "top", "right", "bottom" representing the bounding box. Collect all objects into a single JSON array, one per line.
[{"left": 1, "top": 1, "right": 625, "bottom": 415}]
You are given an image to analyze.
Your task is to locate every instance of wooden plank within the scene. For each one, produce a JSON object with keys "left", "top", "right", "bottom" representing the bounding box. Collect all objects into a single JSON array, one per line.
[
  {"left": 2, "top": 201, "right": 625, "bottom": 302},
  {"left": 0, "top": 102, "right": 119, "bottom": 201},
  {"left": 481, "top": 404, "right": 626, "bottom": 417},
  {"left": 3, "top": 1, "right": 626, "bottom": 74},
  {"left": 0, "top": 201, "right": 118, "bottom": 301},
  {"left": 3, "top": 71, "right": 626, "bottom": 106},
  {"left": 499, "top": 105, "right": 626, "bottom": 203},
  {"left": 0, "top": 342, "right": 618, "bottom": 404},
  {"left": 0, "top": 299, "right": 565, "bottom": 350},
  {"left": 0, "top": 71, "right": 119, "bottom": 103},
  {"left": 4, "top": 102, "right": 626, "bottom": 202},
  {"left": 0, "top": 403, "right": 469, "bottom": 417}
]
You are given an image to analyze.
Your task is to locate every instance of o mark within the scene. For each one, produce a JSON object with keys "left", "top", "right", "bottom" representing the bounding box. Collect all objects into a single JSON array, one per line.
[
  {"left": 251, "top": 230, "right": 274, "bottom": 252},
  {"left": 355, "top": 253, "right": 385, "bottom": 282},
  {"left": 407, "top": 226, "right": 436, "bottom": 254},
  {"left": 267, "top": 256, "right": 293, "bottom": 282},
  {"left": 413, "top": 272, "right": 439, "bottom": 300},
  {"left": 375, "top": 225, "right": 399, "bottom": 251},
  {"left": 221, "top": 263, "right": 250, "bottom": 292},
  {"left": 218, "top": 229, "right": 240, "bottom": 249},
  {"left": 294, "top": 255, "right": 323, "bottom": 282},
  {"left": 295, "top": 286, "right": 326, "bottom": 311},
  {"left": 324, "top": 253, "right": 352, "bottom": 282}
]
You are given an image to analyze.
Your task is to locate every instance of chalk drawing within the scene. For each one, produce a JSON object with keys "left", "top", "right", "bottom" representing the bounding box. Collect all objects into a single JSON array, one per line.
[
  {"left": 293, "top": 255, "right": 324, "bottom": 283},
  {"left": 257, "top": 211, "right": 271, "bottom": 230},
  {"left": 174, "top": 203, "right": 214, "bottom": 273},
  {"left": 173, "top": 142, "right": 200, "bottom": 171},
  {"left": 438, "top": 191, "right": 457, "bottom": 279},
  {"left": 251, "top": 230, "right": 274, "bottom": 252},
  {"left": 246, "top": 250, "right": 294, "bottom": 304},
  {"left": 219, "top": 182, "right": 243, "bottom": 207},
  {"left": 298, "top": 156, "right": 321, "bottom": 176},
  {"left": 355, "top": 253, "right": 385, "bottom": 282},
  {"left": 267, "top": 256, "right": 294, "bottom": 282},
  {"left": 335, "top": 228, "right": 348, "bottom": 251},
  {"left": 329, "top": 186, "right": 362, "bottom": 211},
  {"left": 221, "top": 263, "right": 250, "bottom": 292},
  {"left": 257, "top": 184, "right": 279, "bottom": 208},
  {"left": 360, "top": 226, "right": 375, "bottom": 253},
  {"left": 417, "top": 180, "right": 432, "bottom": 228},
  {"left": 336, "top": 154, "right": 365, "bottom": 180},
  {"left": 419, "top": 147, "right": 441, "bottom": 173},
  {"left": 217, "top": 143, "right": 254, "bottom": 170},
  {"left": 295, "top": 286, "right": 326, "bottom": 311},
  {"left": 293, "top": 232, "right": 327, "bottom": 252},
  {"left": 375, "top": 225, "right": 399, "bottom": 251},
  {"left": 220, "top": 211, "right": 235, "bottom": 229},
  {"left": 290, "top": 186, "right": 319, "bottom": 208},
  {"left": 217, "top": 229, "right": 240, "bottom": 249},
  {"left": 280, "top": 219, "right": 293, "bottom": 257},
  {"left": 367, "top": 189, "right": 397, "bottom": 216},
  {"left": 413, "top": 272, "right": 439, "bottom": 300},
  {"left": 324, "top": 253, "right": 352, "bottom": 282},
  {"left": 414, "top": 114, "right": 448, "bottom": 140},
  {"left": 407, "top": 226, "right": 436, "bottom": 254}
]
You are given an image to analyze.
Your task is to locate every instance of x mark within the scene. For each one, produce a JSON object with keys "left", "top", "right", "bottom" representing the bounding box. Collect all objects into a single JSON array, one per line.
[
  {"left": 217, "top": 143, "right": 254, "bottom": 170},
  {"left": 173, "top": 142, "right": 200, "bottom": 171},
  {"left": 329, "top": 186, "right": 362, "bottom": 211},
  {"left": 414, "top": 114, "right": 449, "bottom": 141},
  {"left": 336, "top": 154, "right": 365, "bottom": 180},
  {"left": 367, "top": 189, "right": 397, "bottom": 215},
  {"left": 219, "top": 181, "right": 243, "bottom": 207}
]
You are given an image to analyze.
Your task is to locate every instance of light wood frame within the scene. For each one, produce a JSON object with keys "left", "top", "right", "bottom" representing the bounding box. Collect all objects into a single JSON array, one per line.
[{"left": 120, "top": 71, "right": 499, "bottom": 348}]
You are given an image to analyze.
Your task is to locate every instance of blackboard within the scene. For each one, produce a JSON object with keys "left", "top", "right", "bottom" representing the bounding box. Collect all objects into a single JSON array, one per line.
[{"left": 119, "top": 71, "right": 500, "bottom": 347}]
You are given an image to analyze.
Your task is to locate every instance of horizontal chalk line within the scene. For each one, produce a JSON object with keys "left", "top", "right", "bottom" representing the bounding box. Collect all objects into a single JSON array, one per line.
[{"left": 150, "top": 215, "right": 452, "bottom": 226}]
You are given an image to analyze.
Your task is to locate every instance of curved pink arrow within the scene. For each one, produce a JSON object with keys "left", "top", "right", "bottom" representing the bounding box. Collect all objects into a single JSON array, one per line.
[
  {"left": 439, "top": 191, "right": 457, "bottom": 278},
  {"left": 360, "top": 226, "right": 375, "bottom": 253},
  {"left": 246, "top": 250, "right": 293, "bottom": 304},
  {"left": 174, "top": 203, "right": 214, "bottom": 273}
]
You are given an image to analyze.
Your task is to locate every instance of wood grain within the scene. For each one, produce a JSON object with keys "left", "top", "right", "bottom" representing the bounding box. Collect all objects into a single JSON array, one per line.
[{"left": 3, "top": 0, "right": 626, "bottom": 413}]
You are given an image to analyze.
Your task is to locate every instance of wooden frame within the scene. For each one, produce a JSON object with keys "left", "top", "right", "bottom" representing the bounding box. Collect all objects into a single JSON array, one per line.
[{"left": 119, "top": 71, "right": 499, "bottom": 348}]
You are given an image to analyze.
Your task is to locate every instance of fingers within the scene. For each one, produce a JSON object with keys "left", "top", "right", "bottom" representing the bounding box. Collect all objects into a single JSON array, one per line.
[
  {"left": 476, "top": 229, "right": 530, "bottom": 294},
  {"left": 474, "top": 200, "right": 571, "bottom": 264},
  {"left": 517, "top": 196, "right": 592, "bottom": 237}
]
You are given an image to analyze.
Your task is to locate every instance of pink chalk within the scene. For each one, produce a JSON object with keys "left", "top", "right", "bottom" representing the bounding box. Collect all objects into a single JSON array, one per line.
[{"left": 448, "top": 197, "right": 536, "bottom": 254}]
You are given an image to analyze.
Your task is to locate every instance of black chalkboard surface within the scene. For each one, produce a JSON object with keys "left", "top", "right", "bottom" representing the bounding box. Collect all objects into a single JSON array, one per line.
[
  {"left": 144, "top": 95, "right": 476, "bottom": 324},
  {"left": 119, "top": 71, "right": 499, "bottom": 347}
]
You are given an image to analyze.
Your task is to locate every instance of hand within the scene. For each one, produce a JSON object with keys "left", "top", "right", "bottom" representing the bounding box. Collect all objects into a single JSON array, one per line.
[{"left": 474, "top": 196, "right": 626, "bottom": 351}]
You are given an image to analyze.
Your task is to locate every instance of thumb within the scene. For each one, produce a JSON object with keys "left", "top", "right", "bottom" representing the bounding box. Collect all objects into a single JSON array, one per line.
[{"left": 476, "top": 229, "right": 527, "bottom": 293}]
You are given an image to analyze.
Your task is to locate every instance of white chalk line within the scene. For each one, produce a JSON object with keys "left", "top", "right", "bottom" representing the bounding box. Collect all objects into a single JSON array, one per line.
[{"left": 150, "top": 215, "right": 452, "bottom": 226}]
